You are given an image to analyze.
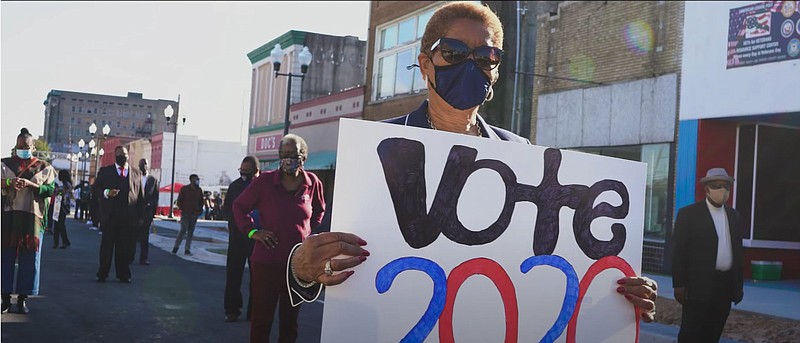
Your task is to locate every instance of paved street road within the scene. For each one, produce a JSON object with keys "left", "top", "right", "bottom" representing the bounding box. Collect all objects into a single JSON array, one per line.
[{"left": 1, "top": 218, "right": 324, "bottom": 343}]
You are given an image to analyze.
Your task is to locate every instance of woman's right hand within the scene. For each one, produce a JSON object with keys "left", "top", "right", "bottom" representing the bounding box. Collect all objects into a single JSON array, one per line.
[{"left": 292, "top": 232, "right": 369, "bottom": 286}]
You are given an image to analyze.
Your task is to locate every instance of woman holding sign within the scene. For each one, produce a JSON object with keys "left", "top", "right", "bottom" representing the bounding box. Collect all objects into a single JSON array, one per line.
[
  {"left": 1, "top": 128, "right": 56, "bottom": 314},
  {"left": 286, "top": 0, "right": 658, "bottom": 324}
]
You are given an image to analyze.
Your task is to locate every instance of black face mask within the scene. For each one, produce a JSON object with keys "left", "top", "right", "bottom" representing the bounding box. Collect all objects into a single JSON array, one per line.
[{"left": 116, "top": 155, "right": 128, "bottom": 166}]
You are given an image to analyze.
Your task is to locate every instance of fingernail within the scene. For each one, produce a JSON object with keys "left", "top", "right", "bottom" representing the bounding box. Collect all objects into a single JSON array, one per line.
[
  {"left": 617, "top": 279, "right": 626, "bottom": 285},
  {"left": 616, "top": 287, "right": 625, "bottom": 293},
  {"left": 361, "top": 249, "right": 370, "bottom": 256},
  {"left": 347, "top": 271, "right": 355, "bottom": 276},
  {"left": 624, "top": 294, "right": 633, "bottom": 300},
  {"left": 358, "top": 256, "right": 367, "bottom": 262},
  {"left": 358, "top": 239, "right": 368, "bottom": 246}
]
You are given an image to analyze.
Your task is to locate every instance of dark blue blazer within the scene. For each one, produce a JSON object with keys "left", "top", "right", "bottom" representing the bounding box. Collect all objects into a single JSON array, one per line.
[{"left": 384, "top": 100, "right": 531, "bottom": 144}]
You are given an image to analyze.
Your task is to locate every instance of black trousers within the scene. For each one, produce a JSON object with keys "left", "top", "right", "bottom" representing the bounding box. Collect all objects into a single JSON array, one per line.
[
  {"left": 224, "top": 229, "right": 254, "bottom": 317},
  {"left": 97, "top": 221, "right": 136, "bottom": 280},
  {"left": 80, "top": 200, "right": 90, "bottom": 221},
  {"left": 132, "top": 216, "right": 154, "bottom": 263},
  {"left": 74, "top": 201, "right": 82, "bottom": 220},
  {"left": 53, "top": 211, "right": 70, "bottom": 247},
  {"left": 678, "top": 271, "right": 734, "bottom": 343},
  {"left": 89, "top": 201, "right": 99, "bottom": 225}
]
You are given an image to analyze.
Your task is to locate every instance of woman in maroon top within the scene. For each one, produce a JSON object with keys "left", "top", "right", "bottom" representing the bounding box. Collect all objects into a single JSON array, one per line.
[{"left": 233, "top": 134, "right": 325, "bottom": 343}]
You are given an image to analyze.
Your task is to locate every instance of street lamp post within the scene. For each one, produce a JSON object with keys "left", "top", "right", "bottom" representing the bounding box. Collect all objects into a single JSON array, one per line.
[
  {"left": 96, "top": 148, "right": 104, "bottom": 178},
  {"left": 78, "top": 139, "right": 86, "bottom": 182},
  {"left": 270, "top": 44, "right": 313, "bottom": 136},
  {"left": 164, "top": 97, "right": 183, "bottom": 219},
  {"left": 88, "top": 123, "right": 110, "bottom": 177},
  {"left": 66, "top": 153, "right": 73, "bottom": 184}
]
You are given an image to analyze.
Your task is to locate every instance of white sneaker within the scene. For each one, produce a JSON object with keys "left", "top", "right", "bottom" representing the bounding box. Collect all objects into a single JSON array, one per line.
[
  {"left": 89, "top": 226, "right": 98, "bottom": 231},
  {"left": 87, "top": 220, "right": 93, "bottom": 225}
]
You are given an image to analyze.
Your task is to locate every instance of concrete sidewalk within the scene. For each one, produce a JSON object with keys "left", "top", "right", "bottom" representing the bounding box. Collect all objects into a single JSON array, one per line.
[
  {"left": 645, "top": 273, "right": 800, "bottom": 321},
  {"left": 149, "top": 217, "right": 231, "bottom": 267}
]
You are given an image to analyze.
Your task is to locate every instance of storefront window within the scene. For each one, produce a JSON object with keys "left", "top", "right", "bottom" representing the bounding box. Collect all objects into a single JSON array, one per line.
[
  {"left": 373, "top": 6, "right": 439, "bottom": 101},
  {"left": 571, "top": 143, "right": 672, "bottom": 241},
  {"left": 736, "top": 124, "right": 800, "bottom": 247}
]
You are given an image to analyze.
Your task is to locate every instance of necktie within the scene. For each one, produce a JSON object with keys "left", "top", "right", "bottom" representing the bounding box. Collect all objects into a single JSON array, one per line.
[{"left": 119, "top": 167, "right": 126, "bottom": 179}]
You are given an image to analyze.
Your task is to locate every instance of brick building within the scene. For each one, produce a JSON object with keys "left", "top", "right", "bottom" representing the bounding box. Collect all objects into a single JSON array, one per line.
[
  {"left": 246, "top": 30, "right": 366, "bottom": 169},
  {"left": 42, "top": 90, "right": 177, "bottom": 153},
  {"left": 363, "top": 1, "right": 440, "bottom": 122},
  {"left": 532, "top": 1, "right": 685, "bottom": 272}
]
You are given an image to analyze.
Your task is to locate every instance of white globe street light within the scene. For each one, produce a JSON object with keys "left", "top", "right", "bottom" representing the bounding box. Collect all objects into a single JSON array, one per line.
[
  {"left": 271, "top": 44, "right": 313, "bottom": 136},
  {"left": 164, "top": 98, "right": 182, "bottom": 219}
]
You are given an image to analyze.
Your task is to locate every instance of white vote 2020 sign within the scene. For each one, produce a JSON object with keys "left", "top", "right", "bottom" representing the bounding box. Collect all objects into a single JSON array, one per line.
[{"left": 322, "top": 119, "right": 647, "bottom": 343}]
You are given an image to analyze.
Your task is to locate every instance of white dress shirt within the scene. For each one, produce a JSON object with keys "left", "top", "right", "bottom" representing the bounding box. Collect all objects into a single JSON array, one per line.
[{"left": 706, "top": 198, "right": 733, "bottom": 271}]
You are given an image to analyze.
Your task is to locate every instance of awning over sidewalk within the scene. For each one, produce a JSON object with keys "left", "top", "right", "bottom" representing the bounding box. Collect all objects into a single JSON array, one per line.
[{"left": 265, "top": 150, "right": 337, "bottom": 171}]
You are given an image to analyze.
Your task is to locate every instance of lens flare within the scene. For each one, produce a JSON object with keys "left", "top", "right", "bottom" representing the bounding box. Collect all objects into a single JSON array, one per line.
[{"left": 623, "top": 21, "right": 654, "bottom": 56}]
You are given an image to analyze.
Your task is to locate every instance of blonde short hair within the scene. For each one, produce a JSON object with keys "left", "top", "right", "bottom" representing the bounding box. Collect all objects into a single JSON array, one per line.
[{"left": 420, "top": 2, "right": 504, "bottom": 55}]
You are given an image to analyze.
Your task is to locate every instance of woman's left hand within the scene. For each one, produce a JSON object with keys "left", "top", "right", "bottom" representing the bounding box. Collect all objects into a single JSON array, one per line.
[{"left": 617, "top": 276, "right": 657, "bottom": 322}]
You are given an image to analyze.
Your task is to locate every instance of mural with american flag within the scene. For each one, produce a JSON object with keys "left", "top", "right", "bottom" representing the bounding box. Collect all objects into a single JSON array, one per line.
[{"left": 727, "top": 1, "right": 800, "bottom": 69}]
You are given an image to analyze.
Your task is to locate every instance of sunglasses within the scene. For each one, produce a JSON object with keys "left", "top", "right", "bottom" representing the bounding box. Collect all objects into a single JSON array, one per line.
[{"left": 430, "top": 37, "right": 504, "bottom": 70}]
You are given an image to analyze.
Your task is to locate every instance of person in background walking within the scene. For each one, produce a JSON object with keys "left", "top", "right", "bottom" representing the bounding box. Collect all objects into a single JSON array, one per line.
[
  {"left": 80, "top": 179, "right": 92, "bottom": 223},
  {"left": 213, "top": 192, "right": 223, "bottom": 220},
  {"left": 2, "top": 128, "right": 56, "bottom": 314},
  {"left": 223, "top": 156, "right": 259, "bottom": 322},
  {"left": 87, "top": 176, "right": 100, "bottom": 231},
  {"left": 53, "top": 169, "right": 73, "bottom": 249},
  {"left": 132, "top": 158, "right": 158, "bottom": 265},
  {"left": 73, "top": 180, "right": 83, "bottom": 221},
  {"left": 204, "top": 191, "right": 214, "bottom": 220},
  {"left": 173, "top": 174, "right": 203, "bottom": 256}
]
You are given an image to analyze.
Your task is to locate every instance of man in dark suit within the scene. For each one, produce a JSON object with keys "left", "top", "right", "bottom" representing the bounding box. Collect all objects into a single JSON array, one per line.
[
  {"left": 132, "top": 158, "right": 159, "bottom": 266},
  {"left": 672, "top": 167, "right": 744, "bottom": 342},
  {"left": 223, "top": 156, "right": 259, "bottom": 322},
  {"left": 94, "top": 146, "right": 144, "bottom": 283}
]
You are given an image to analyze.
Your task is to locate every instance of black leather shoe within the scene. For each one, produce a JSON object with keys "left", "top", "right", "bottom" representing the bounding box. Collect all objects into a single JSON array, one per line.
[
  {"left": 1, "top": 294, "right": 10, "bottom": 314},
  {"left": 140, "top": 260, "right": 150, "bottom": 266},
  {"left": 225, "top": 313, "right": 239, "bottom": 322},
  {"left": 119, "top": 278, "right": 132, "bottom": 284},
  {"left": 172, "top": 247, "right": 178, "bottom": 254},
  {"left": 96, "top": 276, "right": 106, "bottom": 283},
  {"left": 184, "top": 251, "right": 192, "bottom": 256},
  {"left": 16, "top": 296, "right": 29, "bottom": 314}
]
